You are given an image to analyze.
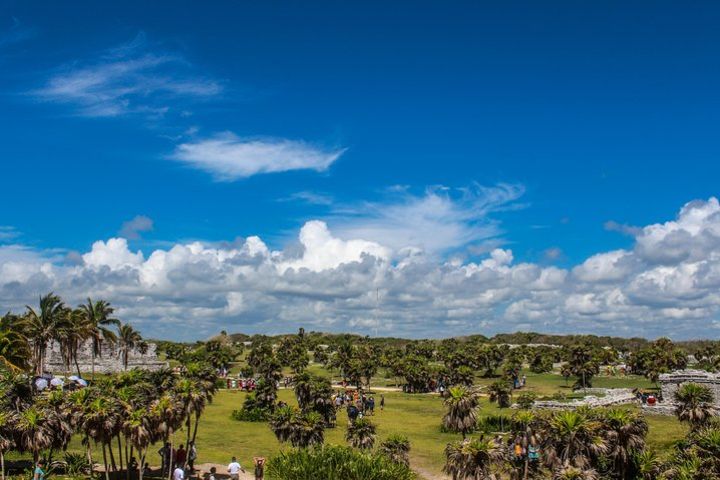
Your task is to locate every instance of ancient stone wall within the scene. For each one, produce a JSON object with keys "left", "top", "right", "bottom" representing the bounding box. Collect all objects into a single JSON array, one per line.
[{"left": 45, "top": 340, "right": 167, "bottom": 374}]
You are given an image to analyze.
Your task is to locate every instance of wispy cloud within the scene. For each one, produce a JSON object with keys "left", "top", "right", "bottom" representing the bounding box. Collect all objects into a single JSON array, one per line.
[
  {"left": 0, "top": 226, "right": 20, "bottom": 242},
  {"left": 170, "top": 132, "right": 345, "bottom": 180},
  {"left": 119, "top": 215, "right": 154, "bottom": 240},
  {"left": 279, "top": 191, "right": 334, "bottom": 206},
  {"left": 33, "top": 32, "right": 221, "bottom": 118},
  {"left": 328, "top": 183, "right": 526, "bottom": 255},
  {"left": 604, "top": 220, "right": 642, "bottom": 237},
  {"left": 0, "top": 17, "right": 35, "bottom": 48}
]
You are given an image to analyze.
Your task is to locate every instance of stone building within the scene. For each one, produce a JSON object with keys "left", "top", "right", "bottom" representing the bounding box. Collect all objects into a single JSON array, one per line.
[
  {"left": 45, "top": 339, "right": 167, "bottom": 374},
  {"left": 658, "top": 369, "right": 720, "bottom": 404}
]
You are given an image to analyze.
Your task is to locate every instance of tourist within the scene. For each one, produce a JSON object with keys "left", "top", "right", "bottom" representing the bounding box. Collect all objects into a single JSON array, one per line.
[
  {"left": 521, "top": 375, "right": 527, "bottom": 387},
  {"left": 34, "top": 460, "right": 45, "bottom": 480},
  {"left": 208, "top": 467, "right": 217, "bottom": 480},
  {"left": 380, "top": 394, "right": 385, "bottom": 411},
  {"left": 143, "top": 463, "right": 152, "bottom": 478},
  {"left": 173, "top": 465, "right": 184, "bottom": 480},
  {"left": 253, "top": 457, "right": 266, "bottom": 480},
  {"left": 128, "top": 456, "right": 138, "bottom": 479},
  {"left": 176, "top": 444, "right": 187, "bottom": 468},
  {"left": 368, "top": 396, "right": 375, "bottom": 415},
  {"left": 188, "top": 442, "right": 197, "bottom": 471},
  {"left": 159, "top": 442, "right": 172, "bottom": 475},
  {"left": 228, "top": 456, "right": 246, "bottom": 479}
]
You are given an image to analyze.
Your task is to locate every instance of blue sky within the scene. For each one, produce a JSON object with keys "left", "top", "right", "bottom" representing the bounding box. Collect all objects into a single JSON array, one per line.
[{"left": 2, "top": 1, "right": 720, "bottom": 340}]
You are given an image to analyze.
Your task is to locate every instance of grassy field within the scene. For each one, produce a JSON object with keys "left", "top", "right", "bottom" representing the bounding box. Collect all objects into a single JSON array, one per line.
[
  {"left": 173, "top": 374, "right": 683, "bottom": 478},
  {"left": 56, "top": 371, "right": 685, "bottom": 479}
]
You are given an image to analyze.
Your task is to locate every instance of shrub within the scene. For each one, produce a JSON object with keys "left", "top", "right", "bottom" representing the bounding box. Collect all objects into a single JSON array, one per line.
[
  {"left": 516, "top": 392, "right": 537, "bottom": 409},
  {"left": 266, "top": 445, "right": 415, "bottom": 480},
  {"left": 231, "top": 406, "right": 268, "bottom": 422},
  {"left": 476, "top": 414, "right": 511, "bottom": 433}
]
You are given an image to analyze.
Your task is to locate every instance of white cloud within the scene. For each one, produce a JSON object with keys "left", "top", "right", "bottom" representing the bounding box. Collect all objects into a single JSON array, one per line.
[
  {"left": 329, "top": 183, "right": 525, "bottom": 255},
  {"left": 33, "top": 32, "right": 220, "bottom": 118},
  {"left": 2, "top": 197, "right": 720, "bottom": 340},
  {"left": 170, "top": 132, "right": 344, "bottom": 180}
]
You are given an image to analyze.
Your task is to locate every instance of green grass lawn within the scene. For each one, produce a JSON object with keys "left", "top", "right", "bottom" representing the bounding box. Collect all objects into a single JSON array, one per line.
[{"left": 54, "top": 372, "right": 685, "bottom": 479}]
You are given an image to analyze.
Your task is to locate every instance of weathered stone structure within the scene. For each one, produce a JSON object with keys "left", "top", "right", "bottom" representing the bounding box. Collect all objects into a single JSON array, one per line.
[
  {"left": 529, "top": 388, "right": 637, "bottom": 410},
  {"left": 642, "top": 369, "right": 720, "bottom": 415},
  {"left": 46, "top": 339, "right": 167, "bottom": 374},
  {"left": 658, "top": 369, "right": 720, "bottom": 403}
]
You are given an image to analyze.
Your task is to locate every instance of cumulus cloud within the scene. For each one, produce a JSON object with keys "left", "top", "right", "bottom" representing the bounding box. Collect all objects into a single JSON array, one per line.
[
  {"left": 33, "top": 32, "right": 221, "bottom": 118},
  {"left": 2, "top": 197, "right": 720, "bottom": 340},
  {"left": 119, "top": 215, "right": 154, "bottom": 240},
  {"left": 170, "top": 132, "right": 345, "bottom": 180}
]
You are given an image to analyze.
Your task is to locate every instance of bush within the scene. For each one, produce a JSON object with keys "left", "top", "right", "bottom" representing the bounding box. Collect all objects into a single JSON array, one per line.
[
  {"left": 266, "top": 445, "right": 415, "bottom": 480},
  {"left": 476, "top": 414, "right": 511, "bottom": 433},
  {"left": 231, "top": 406, "right": 269, "bottom": 422},
  {"left": 516, "top": 392, "right": 537, "bottom": 409}
]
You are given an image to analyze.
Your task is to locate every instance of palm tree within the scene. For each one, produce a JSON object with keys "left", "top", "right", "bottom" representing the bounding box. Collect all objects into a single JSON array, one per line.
[
  {"left": 15, "top": 406, "right": 54, "bottom": 463},
  {"left": 346, "top": 417, "right": 376, "bottom": 450},
  {"left": 0, "top": 411, "right": 16, "bottom": 480},
  {"left": 269, "top": 406, "right": 325, "bottom": 448},
  {"left": 0, "top": 313, "right": 30, "bottom": 371},
  {"left": 597, "top": 408, "right": 648, "bottom": 479},
  {"left": 25, "top": 292, "right": 66, "bottom": 374},
  {"left": 380, "top": 434, "right": 411, "bottom": 466},
  {"left": 443, "top": 386, "right": 480, "bottom": 439},
  {"left": 82, "top": 395, "right": 121, "bottom": 480},
  {"left": 634, "top": 450, "right": 661, "bottom": 480},
  {"left": 488, "top": 381, "right": 512, "bottom": 408},
  {"left": 124, "top": 407, "right": 153, "bottom": 480},
  {"left": 674, "top": 383, "right": 716, "bottom": 430},
  {"left": 540, "top": 410, "right": 607, "bottom": 472},
  {"left": 56, "top": 309, "right": 89, "bottom": 376},
  {"left": 511, "top": 410, "right": 541, "bottom": 480},
  {"left": 443, "top": 436, "right": 503, "bottom": 480},
  {"left": 117, "top": 323, "right": 142, "bottom": 371},
  {"left": 79, "top": 299, "right": 119, "bottom": 378},
  {"left": 552, "top": 464, "right": 598, "bottom": 480}
]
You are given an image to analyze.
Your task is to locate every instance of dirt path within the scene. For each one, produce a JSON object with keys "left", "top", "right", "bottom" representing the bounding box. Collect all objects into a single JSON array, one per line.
[{"left": 193, "top": 463, "right": 255, "bottom": 480}]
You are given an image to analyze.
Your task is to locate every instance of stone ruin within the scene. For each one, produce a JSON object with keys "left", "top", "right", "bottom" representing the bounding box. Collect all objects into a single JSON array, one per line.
[
  {"left": 45, "top": 339, "right": 167, "bottom": 374},
  {"left": 528, "top": 388, "right": 637, "bottom": 410},
  {"left": 642, "top": 369, "right": 720, "bottom": 415}
]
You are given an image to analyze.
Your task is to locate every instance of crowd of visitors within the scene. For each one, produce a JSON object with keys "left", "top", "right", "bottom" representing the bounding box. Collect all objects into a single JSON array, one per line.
[{"left": 331, "top": 390, "right": 384, "bottom": 423}]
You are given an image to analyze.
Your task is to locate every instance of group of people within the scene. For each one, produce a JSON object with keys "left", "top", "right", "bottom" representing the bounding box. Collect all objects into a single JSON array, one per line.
[
  {"left": 332, "top": 390, "right": 384, "bottom": 422},
  {"left": 205, "top": 456, "right": 266, "bottom": 480},
  {"left": 159, "top": 442, "right": 198, "bottom": 477}
]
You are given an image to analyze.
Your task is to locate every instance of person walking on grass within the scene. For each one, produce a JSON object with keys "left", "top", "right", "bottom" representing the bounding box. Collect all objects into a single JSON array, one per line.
[
  {"left": 380, "top": 394, "right": 385, "bottom": 411},
  {"left": 253, "top": 457, "right": 266, "bottom": 480},
  {"left": 173, "top": 465, "right": 184, "bottom": 480},
  {"left": 34, "top": 461, "right": 46, "bottom": 480},
  {"left": 175, "top": 444, "right": 187, "bottom": 469},
  {"left": 188, "top": 442, "right": 197, "bottom": 472},
  {"left": 228, "top": 456, "right": 246, "bottom": 480}
]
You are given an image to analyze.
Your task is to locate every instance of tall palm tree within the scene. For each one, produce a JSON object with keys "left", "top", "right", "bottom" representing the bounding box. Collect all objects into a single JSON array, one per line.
[
  {"left": 79, "top": 299, "right": 119, "bottom": 378},
  {"left": 82, "top": 395, "right": 121, "bottom": 480},
  {"left": 117, "top": 323, "right": 142, "bottom": 371},
  {"left": 674, "top": 383, "right": 716, "bottom": 430},
  {"left": 443, "top": 386, "right": 480, "bottom": 439},
  {"left": 56, "top": 309, "right": 90, "bottom": 376},
  {"left": 124, "top": 407, "right": 153, "bottom": 480},
  {"left": 540, "top": 410, "right": 607, "bottom": 472},
  {"left": 25, "top": 292, "right": 66, "bottom": 375},
  {"left": 443, "top": 436, "right": 503, "bottom": 480},
  {"left": 346, "top": 417, "right": 376, "bottom": 450},
  {"left": 597, "top": 408, "right": 648, "bottom": 479}
]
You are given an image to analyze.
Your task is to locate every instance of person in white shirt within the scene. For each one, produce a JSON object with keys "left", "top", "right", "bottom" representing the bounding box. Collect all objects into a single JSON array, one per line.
[
  {"left": 172, "top": 466, "right": 184, "bottom": 480},
  {"left": 228, "top": 457, "right": 245, "bottom": 480}
]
